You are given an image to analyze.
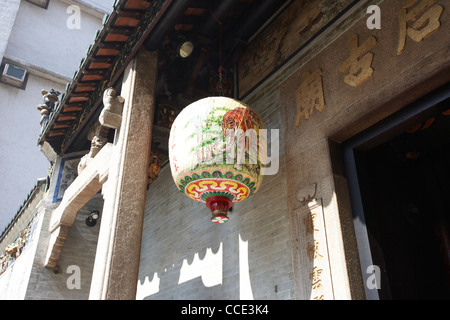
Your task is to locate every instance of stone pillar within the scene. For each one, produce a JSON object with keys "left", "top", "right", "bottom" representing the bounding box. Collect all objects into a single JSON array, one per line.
[{"left": 89, "top": 48, "right": 157, "bottom": 299}]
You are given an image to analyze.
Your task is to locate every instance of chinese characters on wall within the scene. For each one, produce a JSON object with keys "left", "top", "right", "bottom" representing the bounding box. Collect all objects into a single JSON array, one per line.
[
  {"left": 291, "top": 0, "right": 446, "bottom": 300},
  {"left": 295, "top": 0, "right": 444, "bottom": 126},
  {"left": 297, "top": 199, "right": 334, "bottom": 300},
  {"left": 339, "top": 35, "right": 377, "bottom": 88},
  {"left": 295, "top": 69, "right": 325, "bottom": 127},
  {"left": 397, "top": 0, "right": 444, "bottom": 55}
]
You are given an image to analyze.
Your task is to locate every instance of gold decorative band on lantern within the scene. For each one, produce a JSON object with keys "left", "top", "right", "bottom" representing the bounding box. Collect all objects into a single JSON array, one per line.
[{"left": 177, "top": 169, "right": 257, "bottom": 203}]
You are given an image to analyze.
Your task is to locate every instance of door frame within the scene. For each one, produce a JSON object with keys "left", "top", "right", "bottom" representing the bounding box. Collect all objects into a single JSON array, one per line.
[{"left": 341, "top": 83, "right": 450, "bottom": 300}]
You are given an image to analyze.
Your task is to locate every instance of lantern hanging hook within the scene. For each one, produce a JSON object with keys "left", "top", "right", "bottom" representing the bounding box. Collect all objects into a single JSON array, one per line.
[{"left": 210, "top": 8, "right": 226, "bottom": 96}]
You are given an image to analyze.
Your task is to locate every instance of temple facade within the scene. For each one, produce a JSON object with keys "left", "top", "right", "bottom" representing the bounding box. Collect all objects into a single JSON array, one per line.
[{"left": 0, "top": 0, "right": 449, "bottom": 300}]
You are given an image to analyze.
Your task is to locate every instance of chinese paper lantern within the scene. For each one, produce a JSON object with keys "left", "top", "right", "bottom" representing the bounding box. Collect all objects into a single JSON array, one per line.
[{"left": 169, "top": 96, "right": 265, "bottom": 223}]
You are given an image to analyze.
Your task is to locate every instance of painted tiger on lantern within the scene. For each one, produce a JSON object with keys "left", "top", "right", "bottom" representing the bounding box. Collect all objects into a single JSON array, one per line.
[
  {"left": 222, "top": 107, "right": 265, "bottom": 170},
  {"left": 222, "top": 107, "right": 263, "bottom": 135}
]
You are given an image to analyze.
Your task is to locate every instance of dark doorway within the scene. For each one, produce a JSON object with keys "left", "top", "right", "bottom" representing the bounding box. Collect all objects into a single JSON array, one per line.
[{"left": 343, "top": 84, "right": 450, "bottom": 299}]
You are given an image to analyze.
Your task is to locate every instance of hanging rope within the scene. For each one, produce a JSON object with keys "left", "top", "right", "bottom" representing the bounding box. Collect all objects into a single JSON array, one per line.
[{"left": 210, "top": 8, "right": 226, "bottom": 96}]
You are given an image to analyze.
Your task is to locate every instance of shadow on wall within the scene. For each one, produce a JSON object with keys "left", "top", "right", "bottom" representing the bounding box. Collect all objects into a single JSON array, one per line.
[
  {"left": 136, "top": 162, "right": 312, "bottom": 300},
  {"left": 137, "top": 236, "right": 260, "bottom": 300}
]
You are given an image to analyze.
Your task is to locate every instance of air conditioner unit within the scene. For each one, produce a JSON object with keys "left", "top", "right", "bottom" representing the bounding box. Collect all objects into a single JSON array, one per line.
[
  {"left": 1, "top": 64, "right": 27, "bottom": 88},
  {"left": 25, "top": 0, "right": 49, "bottom": 9}
]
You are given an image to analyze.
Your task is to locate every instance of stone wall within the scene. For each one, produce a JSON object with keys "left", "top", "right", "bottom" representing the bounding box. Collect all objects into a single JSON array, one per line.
[
  {"left": 24, "top": 194, "right": 103, "bottom": 300},
  {"left": 278, "top": 0, "right": 449, "bottom": 300}
]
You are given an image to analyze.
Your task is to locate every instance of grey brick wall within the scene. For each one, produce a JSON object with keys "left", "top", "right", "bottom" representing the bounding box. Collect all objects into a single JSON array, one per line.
[{"left": 24, "top": 194, "right": 103, "bottom": 300}]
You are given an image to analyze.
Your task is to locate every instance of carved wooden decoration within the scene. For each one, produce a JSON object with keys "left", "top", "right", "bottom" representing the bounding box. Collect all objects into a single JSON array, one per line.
[
  {"left": 238, "top": 0, "right": 355, "bottom": 96},
  {"left": 148, "top": 152, "right": 163, "bottom": 185}
]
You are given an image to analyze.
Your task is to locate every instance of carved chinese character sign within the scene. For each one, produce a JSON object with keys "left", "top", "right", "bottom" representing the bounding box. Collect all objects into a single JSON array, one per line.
[
  {"left": 397, "top": 0, "right": 444, "bottom": 55},
  {"left": 295, "top": 69, "right": 326, "bottom": 127},
  {"left": 339, "top": 34, "right": 377, "bottom": 88},
  {"left": 294, "top": 195, "right": 334, "bottom": 300}
]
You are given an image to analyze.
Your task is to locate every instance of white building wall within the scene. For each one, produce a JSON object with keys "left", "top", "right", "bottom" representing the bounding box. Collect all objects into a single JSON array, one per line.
[
  {"left": 0, "top": 0, "right": 115, "bottom": 232},
  {"left": 4, "top": 0, "right": 110, "bottom": 78},
  {"left": 0, "top": 0, "right": 21, "bottom": 63},
  {"left": 0, "top": 74, "right": 66, "bottom": 233}
]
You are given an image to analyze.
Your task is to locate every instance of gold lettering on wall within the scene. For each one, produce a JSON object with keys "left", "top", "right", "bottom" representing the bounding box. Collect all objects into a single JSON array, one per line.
[
  {"left": 295, "top": 69, "right": 326, "bottom": 127},
  {"left": 397, "top": 0, "right": 444, "bottom": 55},
  {"left": 290, "top": 1, "right": 445, "bottom": 130},
  {"left": 310, "top": 266, "right": 324, "bottom": 291},
  {"left": 307, "top": 240, "right": 323, "bottom": 260},
  {"left": 304, "top": 212, "right": 319, "bottom": 234},
  {"left": 339, "top": 34, "right": 377, "bottom": 88},
  {"left": 295, "top": 196, "right": 334, "bottom": 300}
]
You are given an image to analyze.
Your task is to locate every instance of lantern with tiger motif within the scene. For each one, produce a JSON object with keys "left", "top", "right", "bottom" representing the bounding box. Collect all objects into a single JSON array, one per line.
[{"left": 169, "top": 97, "right": 265, "bottom": 223}]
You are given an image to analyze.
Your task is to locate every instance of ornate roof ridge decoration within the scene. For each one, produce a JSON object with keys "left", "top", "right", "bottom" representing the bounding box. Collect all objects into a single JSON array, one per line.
[{"left": 38, "top": 0, "right": 171, "bottom": 155}]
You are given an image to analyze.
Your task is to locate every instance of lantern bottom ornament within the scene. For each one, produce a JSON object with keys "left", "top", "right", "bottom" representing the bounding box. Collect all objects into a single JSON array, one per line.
[
  {"left": 176, "top": 168, "right": 260, "bottom": 223},
  {"left": 206, "top": 196, "right": 233, "bottom": 223}
]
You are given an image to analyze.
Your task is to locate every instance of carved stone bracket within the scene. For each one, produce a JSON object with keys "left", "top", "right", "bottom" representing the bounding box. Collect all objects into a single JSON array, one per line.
[
  {"left": 77, "top": 88, "right": 124, "bottom": 175},
  {"left": 297, "top": 183, "right": 318, "bottom": 207},
  {"left": 99, "top": 87, "right": 125, "bottom": 129},
  {"left": 78, "top": 121, "right": 108, "bottom": 174}
]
